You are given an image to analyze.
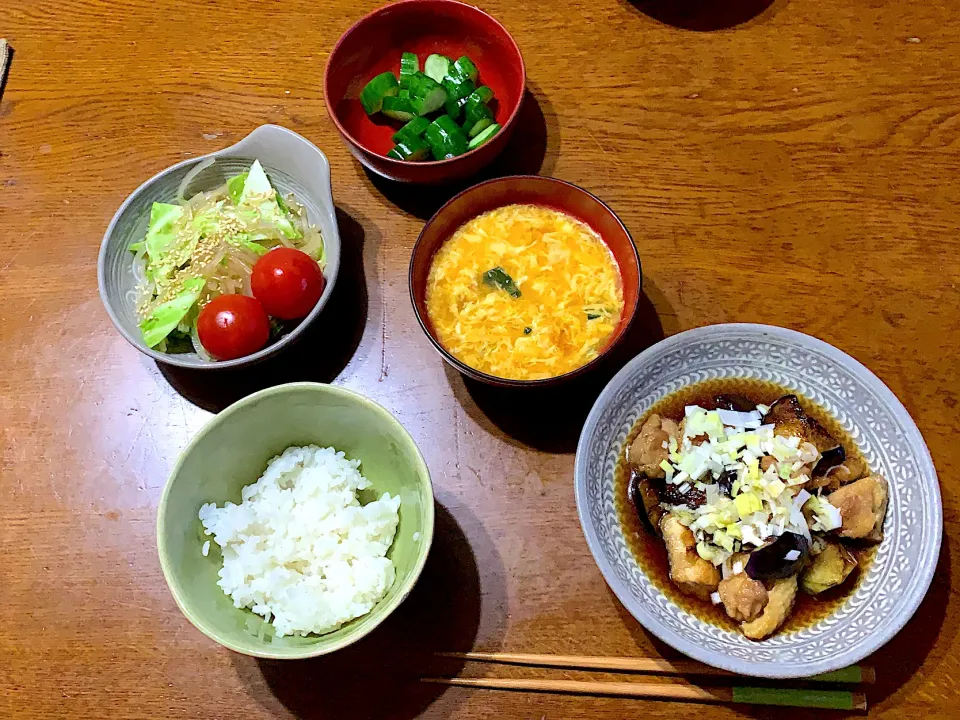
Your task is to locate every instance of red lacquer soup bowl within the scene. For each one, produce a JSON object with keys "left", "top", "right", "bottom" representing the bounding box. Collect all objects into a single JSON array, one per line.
[
  {"left": 409, "top": 176, "right": 642, "bottom": 386},
  {"left": 324, "top": 0, "right": 526, "bottom": 184}
]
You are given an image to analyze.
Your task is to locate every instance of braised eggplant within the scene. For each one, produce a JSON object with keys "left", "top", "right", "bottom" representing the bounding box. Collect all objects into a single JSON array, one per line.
[
  {"left": 660, "top": 482, "right": 707, "bottom": 509},
  {"left": 801, "top": 540, "right": 858, "bottom": 594},
  {"left": 821, "top": 455, "right": 868, "bottom": 490},
  {"left": 628, "top": 468, "right": 665, "bottom": 536},
  {"left": 714, "top": 393, "right": 755, "bottom": 412},
  {"left": 766, "top": 395, "right": 844, "bottom": 455},
  {"left": 813, "top": 445, "right": 846, "bottom": 479},
  {"left": 717, "top": 469, "right": 736, "bottom": 497},
  {"left": 744, "top": 532, "right": 810, "bottom": 582}
]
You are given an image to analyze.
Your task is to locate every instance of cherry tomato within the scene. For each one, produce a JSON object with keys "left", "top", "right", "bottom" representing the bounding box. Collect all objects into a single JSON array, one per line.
[
  {"left": 251, "top": 247, "right": 325, "bottom": 320},
  {"left": 196, "top": 294, "right": 270, "bottom": 360}
]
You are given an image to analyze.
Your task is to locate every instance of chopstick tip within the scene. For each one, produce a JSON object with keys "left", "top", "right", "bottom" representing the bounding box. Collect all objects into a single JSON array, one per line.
[
  {"left": 421, "top": 677, "right": 450, "bottom": 685},
  {"left": 853, "top": 692, "right": 868, "bottom": 712}
]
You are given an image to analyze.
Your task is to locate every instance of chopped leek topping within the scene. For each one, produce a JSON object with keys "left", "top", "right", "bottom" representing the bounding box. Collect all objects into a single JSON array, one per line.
[{"left": 656, "top": 403, "right": 825, "bottom": 566}]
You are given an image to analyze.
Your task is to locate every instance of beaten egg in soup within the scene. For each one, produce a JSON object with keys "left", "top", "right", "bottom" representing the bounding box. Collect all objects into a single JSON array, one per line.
[{"left": 425, "top": 204, "right": 624, "bottom": 380}]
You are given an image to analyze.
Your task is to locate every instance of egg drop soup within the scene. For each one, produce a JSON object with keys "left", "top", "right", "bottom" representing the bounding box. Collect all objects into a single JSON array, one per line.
[{"left": 425, "top": 204, "right": 624, "bottom": 380}]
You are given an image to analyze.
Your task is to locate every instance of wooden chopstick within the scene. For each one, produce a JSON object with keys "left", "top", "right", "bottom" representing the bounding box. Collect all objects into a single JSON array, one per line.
[
  {"left": 423, "top": 677, "right": 867, "bottom": 711},
  {"left": 437, "top": 651, "right": 875, "bottom": 685}
]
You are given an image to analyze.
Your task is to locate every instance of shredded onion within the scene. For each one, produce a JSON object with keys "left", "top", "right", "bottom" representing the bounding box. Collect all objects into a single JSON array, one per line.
[
  {"left": 131, "top": 247, "right": 155, "bottom": 310},
  {"left": 131, "top": 246, "right": 148, "bottom": 284},
  {"left": 191, "top": 323, "right": 213, "bottom": 361},
  {"left": 176, "top": 157, "right": 216, "bottom": 204},
  {"left": 798, "top": 442, "right": 820, "bottom": 464},
  {"left": 198, "top": 248, "right": 227, "bottom": 279}
]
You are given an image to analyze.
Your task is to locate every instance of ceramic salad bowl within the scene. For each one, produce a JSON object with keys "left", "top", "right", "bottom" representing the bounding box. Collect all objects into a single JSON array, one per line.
[{"left": 98, "top": 124, "right": 341, "bottom": 369}]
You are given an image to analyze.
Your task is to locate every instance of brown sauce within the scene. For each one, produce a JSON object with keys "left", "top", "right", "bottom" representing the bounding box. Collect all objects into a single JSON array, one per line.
[{"left": 615, "top": 378, "right": 876, "bottom": 634}]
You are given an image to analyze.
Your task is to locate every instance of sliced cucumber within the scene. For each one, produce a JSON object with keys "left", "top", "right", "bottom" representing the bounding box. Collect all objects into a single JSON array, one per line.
[
  {"left": 444, "top": 95, "right": 467, "bottom": 122},
  {"left": 462, "top": 97, "right": 494, "bottom": 137},
  {"left": 364, "top": 52, "right": 492, "bottom": 161},
  {"left": 382, "top": 96, "right": 416, "bottom": 121},
  {"left": 387, "top": 136, "right": 431, "bottom": 161},
  {"left": 359, "top": 72, "right": 399, "bottom": 115},
  {"left": 467, "top": 118, "right": 493, "bottom": 138},
  {"left": 452, "top": 56, "right": 479, "bottom": 83},
  {"left": 467, "top": 123, "right": 501, "bottom": 150},
  {"left": 392, "top": 116, "right": 431, "bottom": 144},
  {"left": 409, "top": 72, "right": 447, "bottom": 116},
  {"left": 424, "top": 54, "right": 452, "bottom": 83},
  {"left": 412, "top": 88, "right": 448, "bottom": 116},
  {"left": 441, "top": 76, "right": 476, "bottom": 120},
  {"left": 399, "top": 52, "right": 419, "bottom": 90},
  {"left": 470, "top": 85, "right": 495, "bottom": 104},
  {"left": 424, "top": 115, "right": 469, "bottom": 160}
]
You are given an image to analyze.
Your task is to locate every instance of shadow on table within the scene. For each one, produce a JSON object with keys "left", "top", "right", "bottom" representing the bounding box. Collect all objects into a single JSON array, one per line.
[
  {"left": 158, "top": 206, "right": 375, "bottom": 413},
  {"left": 626, "top": 0, "right": 781, "bottom": 31},
  {"left": 446, "top": 288, "right": 665, "bottom": 454},
  {"left": 611, "top": 535, "right": 954, "bottom": 718},
  {"left": 233, "top": 502, "right": 507, "bottom": 720},
  {"left": 363, "top": 86, "right": 559, "bottom": 221},
  {"left": 861, "top": 533, "right": 954, "bottom": 707}
]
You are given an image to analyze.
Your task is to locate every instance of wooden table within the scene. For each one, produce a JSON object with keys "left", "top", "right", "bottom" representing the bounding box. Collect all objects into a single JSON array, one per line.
[{"left": 2, "top": 0, "right": 958, "bottom": 717}]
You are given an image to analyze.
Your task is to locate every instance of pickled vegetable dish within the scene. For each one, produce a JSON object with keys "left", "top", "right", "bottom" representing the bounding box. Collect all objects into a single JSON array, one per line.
[
  {"left": 619, "top": 379, "right": 885, "bottom": 640},
  {"left": 425, "top": 204, "right": 624, "bottom": 380},
  {"left": 129, "top": 159, "right": 325, "bottom": 360},
  {"left": 360, "top": 52, "right": 501, "bottom": 161}
]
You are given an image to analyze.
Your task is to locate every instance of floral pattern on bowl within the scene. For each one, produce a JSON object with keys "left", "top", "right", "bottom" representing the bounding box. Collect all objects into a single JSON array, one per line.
[{"left": 574, "top": 323, "right": 942, "bottom": 678}]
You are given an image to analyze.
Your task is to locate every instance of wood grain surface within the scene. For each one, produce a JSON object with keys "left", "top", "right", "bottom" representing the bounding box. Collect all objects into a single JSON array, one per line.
[{"left": 2, "top": 0, "right": 959, "bottom": 718}]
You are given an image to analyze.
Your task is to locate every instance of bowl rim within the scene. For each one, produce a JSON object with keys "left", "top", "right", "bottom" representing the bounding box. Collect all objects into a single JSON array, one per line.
[
  {"left": 408, "top": 175, "right": 642, "bottom": 387},
  {"left": 156, "top": 381, "right": 436, "bottom": 659},
  {"left": 323, "top": 0, "right": 527, "bottom": 169},
  {"left": 97, "top": 124, "right": 340, "bottom": 370},
  {"left": 574, "top": 322, "right": 943, "bottom": 678}
]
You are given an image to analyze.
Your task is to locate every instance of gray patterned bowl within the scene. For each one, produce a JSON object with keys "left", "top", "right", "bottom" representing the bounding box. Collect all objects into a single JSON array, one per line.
[
  {"left": 574, "top": 323, "right": 941, "bottom": 678},
  {"left": 97, "top": 125, "right": 341, "bottom": 369}
]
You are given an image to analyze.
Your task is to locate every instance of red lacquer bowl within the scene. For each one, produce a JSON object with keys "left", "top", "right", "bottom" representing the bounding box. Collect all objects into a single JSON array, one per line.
[
  {"left": 324, "top": 0, "right": 526, "bottom": 184},
  {"left": 409, "top": 176, "right": 642, "bottom": 387}
]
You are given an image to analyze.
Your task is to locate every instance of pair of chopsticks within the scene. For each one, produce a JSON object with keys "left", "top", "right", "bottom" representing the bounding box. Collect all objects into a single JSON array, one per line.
[{"left": 423, "top": 652, "right": 870, "bottom": 712}]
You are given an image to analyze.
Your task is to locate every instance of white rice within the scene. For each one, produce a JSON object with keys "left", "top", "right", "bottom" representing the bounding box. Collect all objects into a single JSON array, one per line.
[{"left": 198, "top": 445, "right": 401, "bottom": 637}]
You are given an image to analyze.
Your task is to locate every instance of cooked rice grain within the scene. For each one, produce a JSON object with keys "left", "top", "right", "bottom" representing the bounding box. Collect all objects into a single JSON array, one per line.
[{"left": 199, "top": 445, "right": 400, "bottom": 637}]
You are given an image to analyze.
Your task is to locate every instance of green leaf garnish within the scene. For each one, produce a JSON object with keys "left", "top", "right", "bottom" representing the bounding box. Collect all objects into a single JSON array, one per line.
[
  {"left": 585, "top": 304, "right": 611, "bottom": 320},
  {"left": 482, "top": 267, "right": 521, "bottom": 298}
]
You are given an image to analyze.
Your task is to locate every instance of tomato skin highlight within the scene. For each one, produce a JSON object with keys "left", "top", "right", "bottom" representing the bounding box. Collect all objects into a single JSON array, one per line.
[
  {"left": 251, "top": 248, "right": 325, "bottom": 320},
  {"left": 196, "top": 294, "right": 271, "bottom": 360}
]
